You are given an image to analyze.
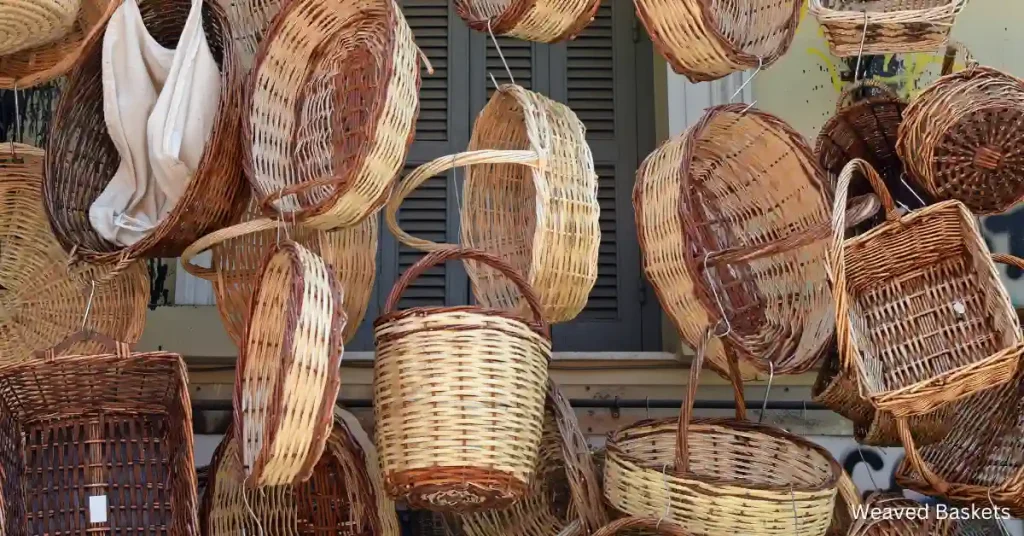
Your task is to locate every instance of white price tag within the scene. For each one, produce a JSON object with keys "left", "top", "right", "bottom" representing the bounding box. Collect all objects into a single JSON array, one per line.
[{"left": 89, "top": 495, "right": 108, "bottom": 523}]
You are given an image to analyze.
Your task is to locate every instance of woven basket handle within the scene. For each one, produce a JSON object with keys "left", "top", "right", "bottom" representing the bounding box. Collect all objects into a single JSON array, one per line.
[
  {"left": 385, "top": 150, "right": 541, "bottom": 251},
  {"left": 941, "top": 40, "right": 978, "bottom": 76},
  {"left": 836, "top": 79, "right": 900, "bottom": 111},
  {"left": 179, "top": 218, "right": 283, "bottom": 279},
  {"left": 993, "top": 253, "right": 1024, "bottom": 270},
  {"left": 590, "top": 517, "right": 694, "bottom": 536},
  {"left": 34, "top": 329, "right": 131, "bottom": 360},
  {"left": 896, "top": 417, "right": 951, "bottom": 494},
  {"left": 547, "top": 379, "right": 609, "bottom": 533}
]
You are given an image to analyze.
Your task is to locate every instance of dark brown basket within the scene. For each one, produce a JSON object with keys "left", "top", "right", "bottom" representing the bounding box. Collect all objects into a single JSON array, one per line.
[
  {"left": 43, "top": 0, "right": 247, "bottom": 270},
  {"left": 0, "top": 330, "right": 197, "bottom": 534}
]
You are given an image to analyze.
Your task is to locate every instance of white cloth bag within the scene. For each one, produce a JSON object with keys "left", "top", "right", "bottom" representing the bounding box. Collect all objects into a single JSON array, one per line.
[{"left": 90, "top": 0, "right": 220, "bottom": 247}]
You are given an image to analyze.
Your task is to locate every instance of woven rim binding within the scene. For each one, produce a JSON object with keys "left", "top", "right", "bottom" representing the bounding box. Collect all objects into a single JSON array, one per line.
[
  {"left": 591, "top": 517, "right": 694, "bottom": 536},
  {"left": 809, "top": 0, "right": 968, "bottom": 57},
  {"left": 453, "top": 0, "right": 601, "bottom": 43}
]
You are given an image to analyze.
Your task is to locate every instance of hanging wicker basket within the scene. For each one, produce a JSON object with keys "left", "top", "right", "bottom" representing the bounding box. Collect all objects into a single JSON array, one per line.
[
  {"left": 0, "top": 0, "right": 80, "bottom": 56},
  {"left": 0, "top": 329, "right": 197, "bottom": 533},
  {"left": 216, "top": 0, "right": 283, "bottom": 69},
  {"left": 634, "top": 0, "right": 802, "bottom": 83},
  {"left": 453, "top": 0, "right": 600, "bottom": 43},
  {"left": 603, "top": 328, "right": 841, "bottom": 536},
  {"left": 44, "top": 0, "right": 247, "bottom": 270},
  {"left": 233, "top": 241, "right": 345, "bottom": 488},
  {"left": 201, "top": 407, "right": 401, "bottom": 535},
  {"left": 831, "top": 159, "right": 1024, "bottom": 418},
  {"left": 810, "top": 0, "right": 968, "bottom": 58},
  {"left": 0, "top": 143, "right": 148, "bottom": 366},
  {"left": 591, "top": 517, "right": 694, "bottom": 536},
  {"left": 374, "top": 247, "right": 551, "bottom": 513},
  {"left": 247, "top": 0, "right": 426, "bottom": 230},
  {"left": 458, "top": 380, "right": 607, "bottom": 536},
  {"left": 180, "top": 198, "right": 376, "bottom": 347},
  {"left": 827, "top": 471, "right": 860, "bottom": 536},
  {"left": 387, "top": 84, "right": 600, "bottom": 324}
]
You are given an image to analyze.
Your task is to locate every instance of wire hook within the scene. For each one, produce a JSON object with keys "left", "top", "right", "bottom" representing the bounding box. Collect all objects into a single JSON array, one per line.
[
  {"left": 80, "top": 280, "right": 96, "bottom": 330},
  {"left": 758, "top": 361, "right": 774, "bottom": 424},
  {"left": 486, "top": 19, "right": 516, "bottom": 87}
]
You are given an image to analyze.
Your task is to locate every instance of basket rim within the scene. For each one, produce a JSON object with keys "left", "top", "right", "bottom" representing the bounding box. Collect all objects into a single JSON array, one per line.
[
  {"left": 453, "top": 0, "right": 601, "bottom": 42},
  {"left": 809, "top": 0, "right": 966, "bottom": 21},
  {"left": 374, "top": 305, "right": 552, "bottom": 341}
]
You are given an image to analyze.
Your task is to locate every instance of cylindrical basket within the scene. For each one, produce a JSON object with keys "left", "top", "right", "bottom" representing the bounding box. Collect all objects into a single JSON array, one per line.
[
  {"left": 0, "top": 0, "right": 80, "bottom": 56},
  {"left": 247, "top": 0, "right": 425, "bottom": 230},
  {"left": 180, "top": 198, "right": 377, "bottom": 347},
  {"left": 233, "top": 241, "right": 345, "bottom": 487},
  {"left": 374, "top": 247, "right": 551, "bottom": 513},
  {"left": 830, "top": 159, "right": 1024, "bottom": 418},
  {"left": 0, "top": 143, "right": 148, "bottom": 366},
  {"left": 603, "top": 328, "right": 841, "bottom": 535},
  {"left": 634, "top": 0, "right": 801, "bottom": 83},
  {"left": 0, "top": 329, "right": 197, "bottom": 534},
  {"left": 591, "top": 517, "right": 694, "bottom": 536},
  {"left": 810, "top": 0, "right": 968, "bottom": 58},
  {"left": 44, "top": 0, "right": 247, "bottom": 268},
  {"left": 387, "top": 84, "right": 600, "bottom": 324},
  {"left": 453, "top": 0, "right": 600, "bottom": 43}
]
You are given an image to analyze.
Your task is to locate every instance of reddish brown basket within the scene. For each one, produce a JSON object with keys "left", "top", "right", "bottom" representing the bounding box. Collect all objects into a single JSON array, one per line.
[
  {"left": 0, "top": 329, "right": 196, "bottom": 534},
  {"left": 453, "top": 0, "right": 600, "bottom": 43},
  {"left": 43, "top": 0, "right": 247, "bottom": 270}
]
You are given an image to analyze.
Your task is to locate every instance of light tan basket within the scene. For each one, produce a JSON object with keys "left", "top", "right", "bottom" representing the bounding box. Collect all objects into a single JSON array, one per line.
[
  {"left": 374, "top": 247, "right": 551, "bottom": 513},
  {"left": 215, "top": 0, "right": 283, "bottom": 70},
  {"left": 0, "top": 0, "right": 80, "bottom": 55},
  {"left": 246, "top": 0, "right": 427, "bottom": 230},
  {"left": 810, "top": 0, "right": 968, "bottom": 58},
  {"left": 180, "top": 199, "right": 376, "bottom": 347},
  {"left": 453, "top": 0, "right": 600, "bottom": 43},
  {"left": 387, "top": 84, "right": 600, "bottom": 324},
  {"left": 233, "top": 241, "right": 344, "bottom": 487}
]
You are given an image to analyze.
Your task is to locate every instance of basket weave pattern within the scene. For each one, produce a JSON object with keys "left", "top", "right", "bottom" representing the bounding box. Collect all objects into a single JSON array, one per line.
[
  {"left": 0, "top": 0, "right": 80, "bottom": 55},
  {"left": 453, "top": 0, "right": 600, "bottom": 43},
  {"left": 810, "top": 0, "right": 967, "bottom": 57}
]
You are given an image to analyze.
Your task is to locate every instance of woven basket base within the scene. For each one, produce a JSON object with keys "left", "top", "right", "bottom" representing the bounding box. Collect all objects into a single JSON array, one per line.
[{"left": 387, "top": 466, "right": 528, "bottom": 513}]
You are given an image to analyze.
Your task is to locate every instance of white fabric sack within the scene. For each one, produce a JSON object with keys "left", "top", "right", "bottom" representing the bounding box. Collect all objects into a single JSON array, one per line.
[{"left": 90, "top": 0, "right": 220, "bottom": 247}]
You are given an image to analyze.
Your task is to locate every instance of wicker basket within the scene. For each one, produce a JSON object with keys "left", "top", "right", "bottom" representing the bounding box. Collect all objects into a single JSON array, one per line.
[
  {"left": 44, "top": 0, "right": 247, "bottom": 270},
  {"left": 0, "top": 0, "right": 80, "bottom": 56},
  {"left": 453, "top": 0, "right": 599, "bottom": 43},
  {"left": 374, "top": 247, "right": 551, "bottom": 513},
  {"left": 180, "top": 199, "right": 377, "bottom": 347},
  {"left": 810, "top": 0, "right": 967, "bottom": 58},
  {"left": 827, "top": 471, "right": 860, "bottom": 536},
  {"left": 591, "top": 517, "right": 694, "bottom": 536},
  {"left": 0, "top": 0, "right": 116, "bottom": 88},
  {"left": 387, "top": 84, "right": 600, "bottom": 324},
  {"left": 0, "top": 329, "right": 197, "bottom": 533},
  {"left": 831, "top": 159, "right": 1024, "bottom": 418},
  {"left": 201, "top": 407, "right": 401, "bottom": 535},
  {"left": 897, "top": 62, "right": 1024, "bottom": 215},
  {"left": 247, "top": 0, "right": 424, "bottom": 231},
  {"left": 233, "top": 241, "right": 344, "bottom": 488},
  {"left": 603, "top": 328, "right": 841, "bottom": 536},
  {"left": 634, "top": 0, "right": 801, "bottom": 83},
  {"left": 458, "top": 380, "right": 607, "bottom": 536},
  {"left": 0, "top": 143, "right": 148, "bottom": 366},
  {"left": 216, "top": 0, "right": 282, "bottom": 69}
]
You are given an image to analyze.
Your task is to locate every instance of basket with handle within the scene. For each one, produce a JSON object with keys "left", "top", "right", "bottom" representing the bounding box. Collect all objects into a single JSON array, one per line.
[
  {"left": 591, "top": 517, "right": 695, "bottom": 536},
  {"left": 180, "top": 198, "right": 377, "bottom": 347},
  {"left": 386, "top": 84, "right": 600, "bottom": 324},
  {"left": 233, "top": 241, "right": 345, "bottom": 488},
  {"left": 0, "top": 0, "right": 80, "bottom": 56},
  {"left": 43, "top": 0, "right": 247, "bottom": 270},
  {"left": 0, "top": 329, "right": 197, "bottom": 533},
  {"left": 0, "top": 143, "right": 148, "bottom": 366},
  {"left": 247, "top": 0, "right": 427, "bottom": 231},
  {"left": 453, "top": 0, "right": 600, "bottom": 43},
  {"left": 603, "top": 327, "right": 841, "bottom": 535},
  {"left": 634, "top": 0, "right": 801, "bottom": 83},
  {"left": 374, "top": 247, "right": 551, "bottom": 513},
  {"left": 810, "top": 0, "right": 968, "bottom": 58},
  {"left": 830, "top": 159, "right": 1024, "bottom": 419}
]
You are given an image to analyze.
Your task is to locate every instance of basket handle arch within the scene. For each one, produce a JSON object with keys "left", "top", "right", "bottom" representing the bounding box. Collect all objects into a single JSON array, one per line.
[
  {"left": 385, "top": 149, "right": 542, "bottom": 252},
  {"left": 33, "top": 328, "right": 132, "bottom": 360},
  {"left": 836, "top": 79, "right": 901, "bottom": 112},
  {"left": 590, "top": 517, "right": 694, "bottom": 536},
  {"left": 179, "top": 218, "right": 298, "bottom": 280},
  {"left": 547, "top": 379, "right": 609, "bottom": 533},
  {"left": 941, "top": 40, "right": 979, "bottom": 77}
]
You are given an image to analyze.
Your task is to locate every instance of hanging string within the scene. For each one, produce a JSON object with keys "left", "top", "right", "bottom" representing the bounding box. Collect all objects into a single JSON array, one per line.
[
  {"left": 80, "top": 280, "right": 96, "bottom": 330},
  {"left": 759, "top": 362, "right": 775, "bottom": 425},
  {"left": 854, "top": 11, "right": 869, "bottom": 83},
  {"left": 730, "top": 57, "right": 763, "bottom": 103},
  {"left": 487, "top": 19, "right": 516, "bottom": 86},
  {"left": 8, "top": 83, "right": 20, "bottom": 160}
]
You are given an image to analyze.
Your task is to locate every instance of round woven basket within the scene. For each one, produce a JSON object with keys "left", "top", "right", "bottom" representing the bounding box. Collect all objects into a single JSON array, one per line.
[
  {"left": 603, "top": 328, "right": 841, "bottom": 536},
  {"left": 810, "top": 0, "right": 968, "bottom": 58},
  {"left": 374, "top": 247, "right": 551, "bottom": 513},
  {"left": 634, "top": 0, "right": 801, "bottom": 83},
  {"left": 897, "top": 61, "right": 1024, "bottom": 214},
  {"left": 44, "top": 0, "right": 246, "bottom": 270},
  {"left": 233, "top": 241, "right": 344, "bottom": 488},
  {"left": 180, "top": 198, "right": 376, "bottom": 347},
  {"left": 591, "top": 517, "right": 694, "bottom": 536},
  {"left": 0, "top": 0, "right": 80, "bottom": 56},
  {"left": 0, "top": 143, "right": 148, "bottom": 365},
  {"left": 453, "top": 0, "right": 599, "bottom": 43},
  {"left": 387, "top": 84, "right": 600, "bottom": 324},
  {"left": 201, "top": 408, "right": 401, "bottom": 535},
  {"left": 247, "top": 0, "right": 425, "bottom": 230}
]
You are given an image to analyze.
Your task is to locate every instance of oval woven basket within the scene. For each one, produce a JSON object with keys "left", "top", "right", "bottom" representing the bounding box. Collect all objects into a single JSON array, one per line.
[
  {"left": 374, "top": 247, "right": 551, "bottom": 513},
  {"left": 0, "top": 143, "right": 148, "bottom": 366},
  {"left": 201, "top": 408, "right": 401, "bottom": 535},
  {"left": 810, "top": 0, "right": 968, "bottom": 58},
  {"left": 0, "top": 329, "right": 197, "bottom": 534},
  {"left": 603, "top": 328, "right": 841, "bottom": 536},
  {"left": 591, "top": 517, "right": 694, "bottom": 536},
  {"left": 0, "top": 0, "right": 80, "bottom": 56},
  {"left": 233, "top": 241, "right": 345, "bottom": 488},
  {"left": 180, "top": 198, "right": 376, "bottom": 347},
  {"left": 387, "top": 84, "right": 600, "bottom": 324},
  {"left": 247, "top": 0, "right": 424, "bottom": 230},
  {"left": 458, "top": 380, "right": 607, "bottom": 536},
  {"left": 44, "top": 0, "right": 247, "bottom": 269},
  {"left": 831, "top": 159, "right": 1024, "bottom": 418},
  {"left": 634, "top": 0, "right": 801, "bottom": 83},
  {"left": 453, "top": 0, "right": 600, "bottom": 43},
  {"left": 897, "top": 62, "right": 1024, "bottom": 214}
]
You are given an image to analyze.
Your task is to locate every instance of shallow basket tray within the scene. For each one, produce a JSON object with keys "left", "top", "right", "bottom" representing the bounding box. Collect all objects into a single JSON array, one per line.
[
  {"left": 810, "top": 0, "right": 968, "bottom": 58},
  {"left": 453, "top": 0, "right": 599, "bottom": 43},
  {"left": 0, "top": 0, "right": 80, "bottom": 56}
]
